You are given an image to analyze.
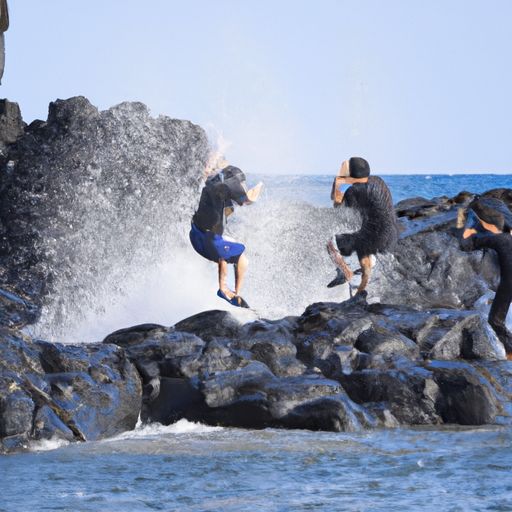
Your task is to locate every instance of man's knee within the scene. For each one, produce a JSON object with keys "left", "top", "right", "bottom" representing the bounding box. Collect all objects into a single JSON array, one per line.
[{"left": 336, "top": 234, "right": 355, "bottom": 256}]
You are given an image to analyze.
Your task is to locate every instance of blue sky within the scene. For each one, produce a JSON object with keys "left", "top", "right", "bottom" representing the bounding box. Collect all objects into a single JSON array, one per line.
[{"left": 2, "top": 0, "right": 512, "bottom": 174}]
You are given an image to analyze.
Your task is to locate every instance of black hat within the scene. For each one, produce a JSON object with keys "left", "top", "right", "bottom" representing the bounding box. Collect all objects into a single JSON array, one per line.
[
  {"left": 349, "top": 157, "right": 370, "bottom": 178},
  {"left": 222, "top": 165, "right": 246, "bottom": 182},
  {"left": 469, "top": 198, "right": 505, "bottom": 231}
]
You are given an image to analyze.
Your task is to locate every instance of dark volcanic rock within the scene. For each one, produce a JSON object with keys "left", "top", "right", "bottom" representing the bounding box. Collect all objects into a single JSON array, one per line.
[
  {"left": 174, "top": 310, "right": 250, "bottom": 341},
  {"left": 0, "top": 285, "right": 39, "bottom": 329},
  {"left": 368, "top": 189, "right": 511, "bottom": 310},
  {"left": 1, "top": 96, "right": 511, "bottom": 448},
  {"left": 198, "top": 363, "right": 375, "bottom": 431},
  {"left": 355, "top": 325, "right": 419, "bottom": 359},
  {"left": 428, "top": 314, "right": 505, "bottom": 361},
  {"left": 428, "top": 361, "right": 499, "bottom": 425},
  {"left": 0, "top": 96, "right": 210, "bottom": 333},
  {"left": 338, "top": 363, "right": 442, "bottom": 425},
  {"left": 0, "top": 327, "right": 142, "bottom": 453},
  {"left": 0, "top": 99, "right": 24, "bottom": 151}
]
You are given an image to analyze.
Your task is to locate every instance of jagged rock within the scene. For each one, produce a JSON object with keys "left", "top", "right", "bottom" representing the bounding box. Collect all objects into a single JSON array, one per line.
[
  {"left": 236, "top": 318, "right": 304, "bottom": 377},
  {"left": 355, "top": 325, "right": 419, "bottom": 359},
  {"left": 199, "top": 363, "right": 374, "bottom": 431},
  {"left": 0, "top": 96, "right": 210, "bottom": 335},
  {"left": 428, "top": 314, "right": 506, "bottom": 361},
  {"left": 102, "top": 323, "right": 168, "bottom": 347},
  {"left": 35, "top": 341, "right": 142, "bottom": 440},
  {"left": 339, "top": 363, "right": 442, "bottom": 425},
  {"left": 174, "top": 309, "right": 255, "bottom": 341},
  {"left": 0, "top": 286, "right": 40, "bottom": 328},
  {"left": 0, "top": 99, "right": 24, "bottom": 151},
  {"left": 0, "top": 327, "right": 142, "bottom": 453},
  {"left": 428, "top": 361, "right": 499, "bottom": 424}
]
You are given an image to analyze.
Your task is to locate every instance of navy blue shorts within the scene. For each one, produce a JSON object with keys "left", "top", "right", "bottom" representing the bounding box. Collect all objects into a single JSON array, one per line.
[{"left": 190, "top": 223, "right": 245, "bottom": 264}]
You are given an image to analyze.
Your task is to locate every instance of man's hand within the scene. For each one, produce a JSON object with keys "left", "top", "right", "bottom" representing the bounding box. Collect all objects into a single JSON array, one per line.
[
  {"left": 332, "top": 176, "right": 348, "bottom": 206},
  {"left": 463, "top": 228, "right": 477, "bottom": 239},
  {"left": 245, "top": 182, "right": 263, "bottom": 204}
]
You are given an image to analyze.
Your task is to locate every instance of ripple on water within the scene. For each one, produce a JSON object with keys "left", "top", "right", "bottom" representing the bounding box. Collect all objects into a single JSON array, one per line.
[{"left": 1, "top": 424, "right": 511, "bottom": 511}]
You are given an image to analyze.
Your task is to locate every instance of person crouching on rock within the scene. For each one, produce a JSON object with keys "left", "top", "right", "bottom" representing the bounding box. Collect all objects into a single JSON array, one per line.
[
  {"left": 460, "top": 198, "right": 512, "bottom": 357},
  {"left": 190, "top": 165, "right": 263, "bottom": 308},
  {"left": 326, "top": 157, "right": 399, "bottom": 295}
]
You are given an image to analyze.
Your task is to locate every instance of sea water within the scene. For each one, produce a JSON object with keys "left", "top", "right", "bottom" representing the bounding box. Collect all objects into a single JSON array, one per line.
[
  {"left": 6, "top": 174, "right": 512, "bottom": 511},
  {"left": 1, "top": 421, "right": 511, "bottom": 511}
]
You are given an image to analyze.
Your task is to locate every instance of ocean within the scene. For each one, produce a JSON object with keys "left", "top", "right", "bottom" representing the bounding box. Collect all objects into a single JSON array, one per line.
[{"left": 5, "top": 174, "right": 512, "bottom": 512}]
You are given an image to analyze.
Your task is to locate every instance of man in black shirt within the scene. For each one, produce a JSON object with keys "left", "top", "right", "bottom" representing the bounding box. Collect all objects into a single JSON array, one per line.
[
  {"left": 190, "top": 165, "right": 262, "bottom": 308},
  {"left": 327, "top": 157, "right": 398, "bottom": 294},
  {"left": 461, "top": 198, "right": 512, "bottom": 356}
]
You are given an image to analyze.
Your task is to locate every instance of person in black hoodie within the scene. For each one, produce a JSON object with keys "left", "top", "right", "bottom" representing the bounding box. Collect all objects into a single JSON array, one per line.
[
  {"left": 190, "top": 165, "right": 262, "bottom": 308},
  {"left": 327, "top": 157, "right": 399, "bottom": 294},
  {"left": 460, "top": 197, "right": 512, "bottom": 356}
]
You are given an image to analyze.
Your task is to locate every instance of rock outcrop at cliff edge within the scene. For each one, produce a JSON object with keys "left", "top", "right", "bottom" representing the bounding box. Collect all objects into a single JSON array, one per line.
[
  {"left": 100, "top": 295, "right": 509, "bottom": 435},
  {"left": 0, "top": 97, "right": 210, "bottom": 333},
  {"left": 0, "top": 94, "right": 511, "bottom": 451},
  {"left": 0, "top": 320, "right": 142, "bottom": 452}
]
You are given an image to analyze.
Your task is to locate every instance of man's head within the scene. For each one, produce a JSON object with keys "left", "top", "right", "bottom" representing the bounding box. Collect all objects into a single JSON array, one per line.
[
  {"left": 222, "top": 165, "right": 246, "bottom": 183},
  {"left": 463, "top": 198, "right": 505, "bottom": 238},
  {"left": 222, "top": 165, "right": 248, "bottom": 205},
  {"left": 338, "top": 157, "right": 371, "bottom": 181}
]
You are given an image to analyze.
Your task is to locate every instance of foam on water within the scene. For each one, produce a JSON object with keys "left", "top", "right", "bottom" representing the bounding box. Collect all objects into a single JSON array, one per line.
[
  {"left": 108, "top": 419, "right": 223, "bottom": 442},
  {"left": 29, "top": 436, "right": 70, "bottom": 452}
]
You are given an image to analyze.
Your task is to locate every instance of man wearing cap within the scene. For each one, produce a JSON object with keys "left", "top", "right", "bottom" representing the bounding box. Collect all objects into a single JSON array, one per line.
[
  {"left": 327, "top": 157, "right": 398, "bottom": 295},
  {"left": 461, "top": 198, "right": 512, "bottom": 356},
  {"left": 190, "top": 165, "right": 263, "bottom": 308}
]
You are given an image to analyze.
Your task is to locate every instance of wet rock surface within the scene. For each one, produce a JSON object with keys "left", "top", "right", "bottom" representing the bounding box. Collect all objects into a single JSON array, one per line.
[
  {"left": 0, "top": 96, "right": 209, "bottom": 332},
  {"left": 95, "top": 298, "right": 509, "bottom": 440},
  {"left": 2, "top": 181, "right": 512, "bottom": 451},
  {"left": 0, "top": 327, "right": 141, "bottom": 452},
  {"left": 0, "top": 96, "right": 511, "bottom": 451}
]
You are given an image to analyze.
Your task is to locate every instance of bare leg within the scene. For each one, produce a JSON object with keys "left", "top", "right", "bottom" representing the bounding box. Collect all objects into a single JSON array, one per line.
[
  {"left": 218, "top": 259, "right": 235, "bottom": 299},
  {"left": 356, "top": 255, "right": 373, "bottom": 294},
  {"left": 234, "top": 253, "right": 248, "bottom": 296},
  {"left": 327, "top": 240, "right": 354, "bottom": 281}
]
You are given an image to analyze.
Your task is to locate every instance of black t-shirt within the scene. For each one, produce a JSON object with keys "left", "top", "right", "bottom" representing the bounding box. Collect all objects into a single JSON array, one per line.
[
  {"left": 192, "top": 175, "right": 247, "bottom": 235},
  {"left": 341, "top": 176, "right": 399, "bottom": 256},
  {"left": 461, "top": 233, "right": 512, "bottom": 286}
]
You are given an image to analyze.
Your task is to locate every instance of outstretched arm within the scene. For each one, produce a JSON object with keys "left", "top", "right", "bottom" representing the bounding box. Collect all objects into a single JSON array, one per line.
[{"left": 244, "top": 182, "right": 263, "bottom": 204}]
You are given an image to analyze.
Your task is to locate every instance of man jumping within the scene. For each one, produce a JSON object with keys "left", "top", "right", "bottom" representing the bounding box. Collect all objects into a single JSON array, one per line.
[{"left": 190, "top": 165, "right": 262, "bottom": 308}]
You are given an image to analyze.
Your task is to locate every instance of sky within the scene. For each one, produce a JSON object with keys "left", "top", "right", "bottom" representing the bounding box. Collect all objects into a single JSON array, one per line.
[{"left": 2, "top": 0, "right": 512, "bottom": 174}]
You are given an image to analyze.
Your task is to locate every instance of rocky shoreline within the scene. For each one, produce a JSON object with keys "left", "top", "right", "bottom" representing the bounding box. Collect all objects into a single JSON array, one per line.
[
  {"left": 2, "top": 187, "right": 512, "bottom": 453},
  {"left": 1, "top": 97, "right": 512, "bottom": 454}
]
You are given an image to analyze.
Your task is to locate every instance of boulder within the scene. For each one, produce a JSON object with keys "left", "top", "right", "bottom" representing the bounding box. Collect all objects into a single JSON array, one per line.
[
  {"left": 355, "top": 325, "right": 419, "bottom": 359},
  {"left": 428, "top": 361, "right": 499, "bottom": 425},
  {"left": 0, "top": 286, "right": 40, "bottom": 329},
  {"left": 0, "top": 99, "right": 24, "bottom": 151},
  {"left": 0, "top": 327, "right": 142, "bottom": 452},
  {"left": 0, "top": 96, "right": 210, "bottom": 337}
]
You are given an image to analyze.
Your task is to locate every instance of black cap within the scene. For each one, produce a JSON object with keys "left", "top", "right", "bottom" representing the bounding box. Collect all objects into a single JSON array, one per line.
[
  {"left": 469, "top": 198, "right": 505, "bottom": 231},
  {"left": 222, "top": 165, "right": 246, "bottom": 182},
  {"left": 349, "top": 157, "right": 370, "bottom": 178}
]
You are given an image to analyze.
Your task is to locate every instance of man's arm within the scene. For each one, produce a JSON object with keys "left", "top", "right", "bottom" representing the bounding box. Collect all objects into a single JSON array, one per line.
[
  {"left": 460, "top": 232, "right": 500, "bottom": 252},
  {"left": 331, "top": 177, "right": 347, "bottom": 206}
]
